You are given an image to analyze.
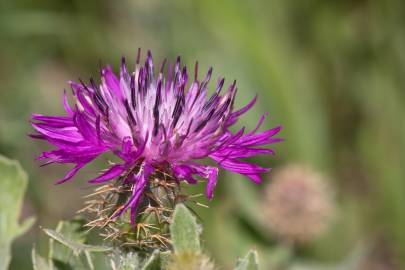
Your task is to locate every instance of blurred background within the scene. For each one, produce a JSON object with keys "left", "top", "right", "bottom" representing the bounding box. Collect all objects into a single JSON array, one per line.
[{"left": 1, "top": 0, "right": 404, "bottom": 269}]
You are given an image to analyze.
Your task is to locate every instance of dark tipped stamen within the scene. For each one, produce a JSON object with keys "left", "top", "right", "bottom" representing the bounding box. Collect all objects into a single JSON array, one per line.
[
  {"left": 199, "top": 67, "right": 213, "bottom": 92},
  {"left": 146, "top": 50, "right": 154, "bottom": 83},
  {"left": 194, "top": 61, "right": 199, "bottom": 81},
  {"left": 178, "top": 67, "right": 188, "bottom": 95},
  {"left": 194, "top": 121, "right": 206, "bottom": 133},
  {"left": 96, "top": 116, "right": 101, "bottom": 144},
  {"left": 130, "top": 74, "right": 136, "bottom": 109},
  {"left": 194, "top": 109, "right": 215, "bottom": 132},
  {"left": 171, "top": 90, "right": 184, "bottom": 129},
  {"left": 124, "top": 99, "right": 136, "bottom": 126},
  {"left": 175, "top": 56, "right": 181, "bottom": 72},
  {"left": 79, "top": 78, "right": 91, "bottom": 93},
  {"left": 153, "top": 118, "right": 160, "bottom": 137},
  {"left": 89, "top": 77, "right": 107, "bottom": 113},
  {"left": 89, "top": 78, "right": 98, "bottom": 92},
  {"left": 214, "top": 98, "right": 232, "bottom": 119},
  {"left": 203, "top": 78, "right": 225, "bottom": 111},
  {"left": 136, "top": 48, "right": 141, "bottom": 65},
  {"left": 203, "top": 94, "right": 217, "bottom": 111},
  {"left": 138, "top": 67, "right": 146, "bottom": 95},
  {"left": 93, "top": 94, "right": 106, "bottom": 114},
  {"left": 172, "top": 107, "right": 183, "bottom": 128},
  {"left": 216, "top": 78, "right": 225, "bottom": 94},
  {"left": 153, "top": 81, "right": 162, "bottom": 136},
  {"left": 160, "top": 58, "right": 167, "bottom": 73},
  {"left": 172, "top": 105, "right": 183, "bottom": 129}
]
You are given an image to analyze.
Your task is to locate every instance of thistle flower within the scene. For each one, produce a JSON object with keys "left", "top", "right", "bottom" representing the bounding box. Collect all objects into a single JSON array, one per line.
[
  {"left": 262, "top": 165, "right": 335, "bottom": 244},
  {"left": 31, "top": 50, "right": 281, "bottom": 225}
]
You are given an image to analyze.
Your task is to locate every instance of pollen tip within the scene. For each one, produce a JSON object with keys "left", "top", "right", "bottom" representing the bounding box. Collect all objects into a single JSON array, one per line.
[
  {"left": 194, "top": 61, "right": 199, "bottom": 81},
  {"left": 160, "top": 58, "right": 167, "bottom": 73},
  {"left": 136, "top": 48, "right": 141, "bottom": 64}
]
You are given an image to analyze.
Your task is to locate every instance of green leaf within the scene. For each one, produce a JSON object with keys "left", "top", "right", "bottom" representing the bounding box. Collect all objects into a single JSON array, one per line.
[
  {"left": 31, "top": 247, "right": 51, "bottom": 270},
  {"left": 159, "top": 250, "right": 172, "bottom": 269},
  {"left": 110, "top": 252, "right": 140, "bottom": 270},
  {"left": 48, "top": 220, "right": 89, "bottom": 269},
  {"left": 0, "top": 155, "right": 35, "bottom": 270},
  {"left": 141, "top": 250, "right": 161, "bottom": 270},
  {"left": 43, "top": 221, "right": 112, "bottom": 270},
  {"left": 44, "top": 228, "right": 112, "bottom": 255},
  {"left": 170, "top": 204, "right": 200, "bottom": 253},
  {"left": 235, "top": 250, "right": 259, "bottom": 270},
  {"left": 49, "top": 219, "right": 86, "bottom": 264}
]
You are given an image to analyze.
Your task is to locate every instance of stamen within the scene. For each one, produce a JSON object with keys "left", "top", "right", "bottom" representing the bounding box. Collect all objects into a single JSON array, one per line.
[
  {"left": 124, "top": 99, "right": 136, "bottom": 126},
  {"left": 130, "top": 74, "right": 136, "bottom": 109},
  {"left": 194, "top": 61, "right": 199, "bottom": 81},
  {"left": 203, "top": 78, "right": 225, "bottom": 111},
  {"left": 136, "top": 47, "right": 141, "bottom": 65},
  {"left": 214, "top": 97, "right": 232, "bottom": 119},
  {"left": 153, "top": 81, "right": 162, "bottom": 136},
  {"left": 171, "top": 88, "right": 185, "bottom": 129},
  {"left": 121, "top": 57, "right": 126, "bottom": 70},
  {"left": 194, "top": 109, "right": 215, "bottom": 132},
  {"left": 146, "top": 50, "right": 154, "bottom": 83},
  {"left": 160, "top": 58, "right": 167, "bottom": 74},
  {"left": 199, "top": 67, "right": 213, "bottom": 91},
  {"left": 96, "top": 116, "right": 101, "bottom": 144}
]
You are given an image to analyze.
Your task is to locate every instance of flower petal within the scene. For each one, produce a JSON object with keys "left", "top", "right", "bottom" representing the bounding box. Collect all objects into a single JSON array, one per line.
[
  {"left": 88, "top": 164, "right": 126, "bottom": 183},
  {"left": 205, "top": 166, "right": 219, "bottom": 200},
  {"left": 210, "top": 156, "right": 269, "bottom": 175},
  {"left": 56, "top": 163, "right": 87, "bottom": 184},
  {"left": 225, "top": 95, "right": 257, "bottom": 126},
  {"left": 112, "top": 162, "right": 154, "bottom": 225}
]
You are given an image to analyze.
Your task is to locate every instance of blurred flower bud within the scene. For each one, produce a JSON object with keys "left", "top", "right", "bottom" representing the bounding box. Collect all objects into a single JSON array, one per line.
[
  {"left": 262, "top": 165, "right": 336, "bottom": 244},
  {"left": 167, "top": 252, "right": 215, "bottom": 270}
]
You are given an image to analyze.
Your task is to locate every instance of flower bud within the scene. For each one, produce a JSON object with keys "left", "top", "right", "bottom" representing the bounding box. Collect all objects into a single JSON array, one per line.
[{"left": 262, "top": 165, "right": 336, "bottom": 244}]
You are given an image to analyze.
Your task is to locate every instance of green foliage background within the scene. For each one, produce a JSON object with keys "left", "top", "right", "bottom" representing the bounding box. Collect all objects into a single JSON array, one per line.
[{"left": 0, "top": 0, "right": 404, "bottom": 269}]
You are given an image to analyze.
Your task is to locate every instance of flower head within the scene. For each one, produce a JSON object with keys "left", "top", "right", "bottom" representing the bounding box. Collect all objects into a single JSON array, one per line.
[
  {"left": 31, "top": 50, "right": 281, "bottom": 223},
  {"left": 262, "top": 165, "right": 335, "bottom": 243}
]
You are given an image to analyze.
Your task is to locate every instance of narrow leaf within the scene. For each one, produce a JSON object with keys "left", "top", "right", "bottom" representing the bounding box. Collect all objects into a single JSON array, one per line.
[
  {"left": 32, "top": 247, "right": 51, "bottom": 270},
  {"left": 49, "top": 220, "right": 87, "bottom": 268},
  {"left": 235, "top": 250, "right": 259, "bottom": 270},
  {"left": 43, "top": 228, "right": 112, "bottom": 255},
  {"left": 141, "top": 250, "right": 161, "bottom": 270},
  {"left": 0, "top": 155, "right": 34, "bottom": 270},
  {"left": 170, "top": 204, "right": 201, "bottom": 253},
  {"left": 159, "top": 251, "right": 172, "bottom": 269},
  {"left": 110, "top": 252, "right": 140, "bottom": 270}
]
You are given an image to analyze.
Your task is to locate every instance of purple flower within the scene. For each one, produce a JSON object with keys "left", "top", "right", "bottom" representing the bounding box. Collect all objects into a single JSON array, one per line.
[{"left": 31, "top": 50, "right": 282, "bottom": 222}]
